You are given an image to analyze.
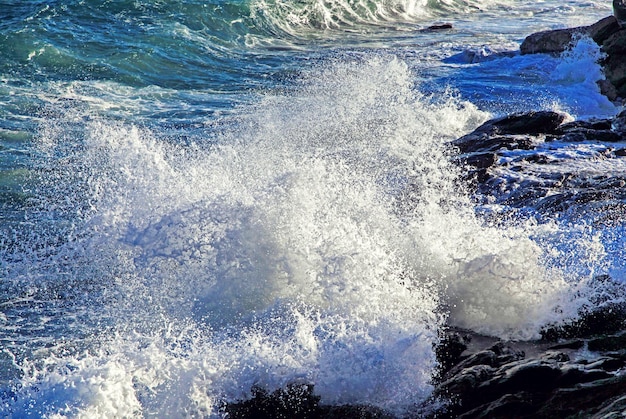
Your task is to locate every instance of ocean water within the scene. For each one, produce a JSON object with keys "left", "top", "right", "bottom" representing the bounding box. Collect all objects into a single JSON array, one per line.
[{"left": 0, "top": 0, "right": 623, "bottom": 417}]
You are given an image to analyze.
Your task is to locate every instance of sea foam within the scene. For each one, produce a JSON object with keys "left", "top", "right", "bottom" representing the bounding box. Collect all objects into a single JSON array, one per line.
[{"left": 4, "top": 54, "right": 611, "bottom": 417}]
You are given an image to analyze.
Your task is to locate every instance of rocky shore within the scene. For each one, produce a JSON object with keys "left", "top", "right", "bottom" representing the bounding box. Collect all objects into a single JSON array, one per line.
[
  {"left": 432, "top": 300, "right": 626, "bottom": 418},
  {"left": 223, "top": 16, "right": 626, "bottom": 419},
  {"left": 452, "top": 109, "right": 626, "bottom": 224},
  {"left": 434, "top": 14, "right": 626, "bottom": 416},
  {"left": 223, "top": 108, "right": 626, "bottom": 417},
  {"left": 520, "top": 13, "right": 626, "bottom": 101}
]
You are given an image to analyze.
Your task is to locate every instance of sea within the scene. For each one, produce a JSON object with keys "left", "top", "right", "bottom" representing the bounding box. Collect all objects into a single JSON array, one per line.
[{"left": 0, "top": 0, "right": 624, "bottom": 417}]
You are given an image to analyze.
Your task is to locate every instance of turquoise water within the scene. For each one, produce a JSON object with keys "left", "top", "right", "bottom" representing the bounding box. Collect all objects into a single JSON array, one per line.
[{"left": 1, "top": 0, "right": 624, "bottom": 417}]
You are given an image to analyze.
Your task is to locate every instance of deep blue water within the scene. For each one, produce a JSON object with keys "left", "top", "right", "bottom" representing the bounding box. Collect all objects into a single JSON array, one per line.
[{"left": 0, "top": 0, "right": 624, "bottom": 417}]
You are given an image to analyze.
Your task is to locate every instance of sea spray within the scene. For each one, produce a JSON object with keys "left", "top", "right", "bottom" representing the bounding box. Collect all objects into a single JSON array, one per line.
[
  {"left": 548, "top": 35, "right": 615, "bottom": 118},
  {"left": 3, "top": 53, "right": 614, "bottom": 416}
]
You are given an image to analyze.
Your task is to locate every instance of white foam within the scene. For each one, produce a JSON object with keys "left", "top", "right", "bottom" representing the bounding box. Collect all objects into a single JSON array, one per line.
[
  {"left": 6, "top": 53, "right": 612, "bottom": 416},
  {"left": 549, "top": 35, "right": 617, "bottom": 118},
  {"left": 248, "top": 0, "right": 511, "bottom": 35}
]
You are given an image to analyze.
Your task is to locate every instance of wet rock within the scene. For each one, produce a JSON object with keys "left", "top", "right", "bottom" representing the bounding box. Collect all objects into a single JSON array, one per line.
[
  {"left": 585, "top": 356, "right": 626, "bottom": 372},
  {"left": 449, "top": 107, "right": 626, "bottom": 220},
  {"left": 548, "top": 340, "right": 585, "bottom": 351},
  {"left": 520, "top": 27, "right": 583, "bottom": 55},
  {"left": 541, "top": 276, "right": 626, "bottom": 341},
  {"left": 430, "top": 331, "right": 626, "bottom": 419},
  {"left": 535, "top": 375, "right": 626, "bottom": 418},
  {"left": 223, "top": 384, "right": 322, "bottom": 419},
  {"left": 588, "top": 332, "right": 626, "bottom": 352},
  {"left": 437, "top": 364, "right": 496, "bottom": 398},
  {"left": 520, "top": 16, "right": 620, "bottom": 55},
  {"left": 457, "top": 392, "right": 537, "bottom": 418},
  {"left": 601, "top": 29, "right": 626, "bottom": 98},
  {"left": 452, "top": 111, "right": 566, "bottom": 155},
  {"left": 453, "top": 134, "right": 536, "bottom": 155},
  {"left": 556, "top": 118, "right": 614, "bottom": 132},
  {"left": 423, "top": 23, "right": 453, "bottom": 31},
  {"left": 435, "top": 331, "right": 471, "bottom": 376},
  {"left": 473, "top": 111, "right": 566, "bottom": 136},
  {"left": 611, "top": 108, "right": 626, "bottom": 133},
  {"left": 520, "top": 15, "right": 626, "bottom": 99},
  {"left": 541, "top": 303, "right": 626, "bottom": 341},
  {"left": 615, "top": 0, "right": 626, "bottom": 28},
  {"left": 591, "top": 15, "right": 624, "bottom": 44},
  {"left": 223, "top": 384, "right": 395, "bottom": 419},
  {"left": 556, "top": 128, "right": 624, "bottom": 143},
  {"left": 453, "top": 152, "right": 497, "bottom": 169},
  {"left": 593, "top": 394, "right": 626, "bottom": 418}
]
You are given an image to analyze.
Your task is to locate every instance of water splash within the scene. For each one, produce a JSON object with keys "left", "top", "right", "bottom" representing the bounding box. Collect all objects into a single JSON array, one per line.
[{"left": 2, "top": 53, "right": 613, "bottom": 417}]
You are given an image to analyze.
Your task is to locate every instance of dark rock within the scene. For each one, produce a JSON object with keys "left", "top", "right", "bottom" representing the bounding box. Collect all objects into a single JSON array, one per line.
[
  {"left": 611, "top": 108, "right": 626, "bottom": 133},
  {"left": 601, "top": 28, "right": 626, "bottom": 97},
  {"left": 457, "top": 392, "right": 538, "bottom": 419},
  {"left": 520, "top": 16, "right": 620, "bottom": 55},
  {"left": 557, "top": 128, "right": 624, "bottom": 143},
  {"left": 453, "top": 152, "right": 498, "bottom": 169},
  {"left": 599, "top": 78, "right": 620, "bottom": 101},
  {"left": 588, "top": 332, "right": 626, "bottom": 352},
  {"left": 321, "top": 405, "right": 395, "bottom": 419},
  {"left": 488, "top": 360, "right": 564, "bottom": 393},
  {"left": 520, "top": 27, "right": 583, "bottom": 55},
  {"left": 424, "top": 23, "right": 453, "bottom": 31},
  {"left": 535, "top": 375, "right": 626, "bottom": 418},
  {"left": 436, "top": 331, "right": 471, "bottom": 377},
  {"left": 223, "top": 384, "right": 394, "bottom": 419},
  {"left": 586, "top": 356, "right": 626, "bottom": 371},
  {"left": 556, "top": 118, "right": 614, "bottom": 132},
  {"left": 540, "top": 351, "right": 570, "bottom": 362},
  {"left": 490, "top": 341, "right": 526, "bottom": 364},
  {"left": 548, "top": 340, "right": 585, "bottom": 351},
  {"left": 615, "top": 0, "right": 626, "bottom": 27},
  {"left": 223, "top": 384, "right": 322, "bottom": 419},
  {"left": 478, "top": 111, "right": 566, "bottom": 136},
  {"left": 430, "top": 332, "right": 626, "bottom": 419},
  {"left": 452, "top": 111, "right": 566, "bottom": 154},
  {"left": 541, "top": 276, "right": 626, "bottom": 341},
  {"left": 541, "top": 302, "right": 626, "bottom": 341},
  {"left": 590, "top": 15, "right": 623, "bottom": 44},
  {"left": 437, "top": 364, "right": 496, "bottom": 398},
  {"left": 453, "top": 134, "right": 536, "bottom": 154},
  {"left": 449, "top": 106, "right": 626, "bottom": 220},
  {"left": 519, "top": 15, "right": 626, "bottom": 98},
  {"left": 593, "top": 394, "right": 626, "bottom": 418},
  {"left": 556, "top": 365, "right": 613, "bottom": 387}
]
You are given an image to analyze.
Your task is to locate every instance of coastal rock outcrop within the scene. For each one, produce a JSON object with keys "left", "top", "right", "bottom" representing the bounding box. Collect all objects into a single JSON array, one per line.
[
  {"left": 520, "top": 15, "right": 626, "bottom": 99},
  {"left": 452, "top": 110, "right": 626, "bottom": 221},
  {"left": 440, "top": 108, "right": 626, "bottom": 416},
  {"left": 430, "top": 316, "right": 626, "bottom": 419},
  {"left": 520, "top": 16, "right": 619, "bottom": 55}
]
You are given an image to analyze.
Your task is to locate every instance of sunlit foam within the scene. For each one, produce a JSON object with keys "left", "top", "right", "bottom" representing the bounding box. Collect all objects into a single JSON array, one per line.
[
  {"left": 5, "top": 53, "right": 615, "bottom": 417},
  {"left": 248, "top": 0, "right": 511, "bottom": 34}
]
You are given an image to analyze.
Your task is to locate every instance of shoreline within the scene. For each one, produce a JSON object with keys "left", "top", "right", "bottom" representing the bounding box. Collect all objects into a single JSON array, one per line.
[{"left": 224, "top": 17, "right": 626, "bottom": 418}]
